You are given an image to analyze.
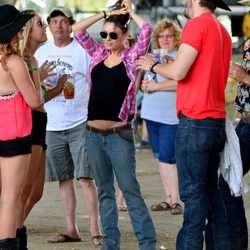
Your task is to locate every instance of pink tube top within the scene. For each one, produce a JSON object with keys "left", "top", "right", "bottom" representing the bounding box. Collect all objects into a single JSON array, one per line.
[{"left": 0, "top": 91, "right": 32, "bottom": 141}]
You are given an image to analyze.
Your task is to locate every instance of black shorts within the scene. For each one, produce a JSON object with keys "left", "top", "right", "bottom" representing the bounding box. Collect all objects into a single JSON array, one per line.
[
  {"left": 31, "top": 110, "right": 47, "bottom": 151},
  {"left": 0, "top": 135, "right": 32, "bottom": 157}
]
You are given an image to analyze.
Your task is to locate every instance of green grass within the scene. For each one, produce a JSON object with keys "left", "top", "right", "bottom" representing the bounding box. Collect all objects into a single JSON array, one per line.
[
  {"left": 232, "top": 54, "right": 243, "bottom": 63},
  {"left": 226, "top": 102, "right": 236, "bottom": 121},
  {"left": 226, "top": 54, "right": 242, "bottom": 121}
]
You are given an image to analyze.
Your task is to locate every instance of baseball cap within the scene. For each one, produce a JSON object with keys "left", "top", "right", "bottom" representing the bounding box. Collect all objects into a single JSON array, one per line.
[{"left": 48, "top": 6, "right": 73, "bottom": 19}]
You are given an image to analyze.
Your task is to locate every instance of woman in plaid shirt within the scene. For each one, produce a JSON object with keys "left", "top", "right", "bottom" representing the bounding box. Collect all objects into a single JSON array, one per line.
[{"left": 73, "top": 0, "right": 157, "bottom": 249}]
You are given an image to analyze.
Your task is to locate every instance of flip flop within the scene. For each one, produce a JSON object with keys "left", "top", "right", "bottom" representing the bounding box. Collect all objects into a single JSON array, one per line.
[
  {"left": 118, "top": 204, "right": 128, "bottom": 212},
  {"left": 150, "top": 201, "right": 171, "bottom": 211},
  {"left": 171, "top": 203, "right": 183, "bottom": 215},
  {"left": 48, "top": 233, "right": 81, "bottom": 243},
  {"left": 91, "top": 235, "right": 103, "bottom": 246}
]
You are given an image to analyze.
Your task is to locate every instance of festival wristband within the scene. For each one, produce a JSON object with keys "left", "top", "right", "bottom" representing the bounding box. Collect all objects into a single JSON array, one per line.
[
  {"left": 30, "top": 67, "right": 40, "bottom": 72},
  {"left": 41, "top": 85, "right": 48, "bottom": 94}
]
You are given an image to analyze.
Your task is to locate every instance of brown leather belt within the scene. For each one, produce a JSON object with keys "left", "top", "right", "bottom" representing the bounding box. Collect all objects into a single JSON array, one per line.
[
  {"left": 86, "top": 124, "right": 133, "bottom": 142},
  {"left": 241, "top": 111, "right": 250, "bottom": 124}
]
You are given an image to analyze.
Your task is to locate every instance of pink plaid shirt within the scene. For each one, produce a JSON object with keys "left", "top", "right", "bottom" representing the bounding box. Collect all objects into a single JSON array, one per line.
[{"left": 74, "top": 22, "right": 152, "bottom": 123}]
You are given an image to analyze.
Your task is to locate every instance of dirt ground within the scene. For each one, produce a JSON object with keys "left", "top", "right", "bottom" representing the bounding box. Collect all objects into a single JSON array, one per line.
[{"left": 26, "top": 149, "right": 250, "bottom": 250}]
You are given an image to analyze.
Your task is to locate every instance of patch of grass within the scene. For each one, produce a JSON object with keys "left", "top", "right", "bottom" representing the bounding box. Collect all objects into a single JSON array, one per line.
[{"left": 232, "top": 54, "right": 243, "bottom": 63}]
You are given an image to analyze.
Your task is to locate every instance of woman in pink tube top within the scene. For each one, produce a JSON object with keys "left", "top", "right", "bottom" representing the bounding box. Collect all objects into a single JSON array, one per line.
[{"left": 0, "top": 5, "right": 41, "bottom": 249}]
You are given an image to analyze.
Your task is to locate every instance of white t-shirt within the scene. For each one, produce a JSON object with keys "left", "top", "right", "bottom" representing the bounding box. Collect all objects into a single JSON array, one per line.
[
  {"left": 141, "top": 50, "right": 179, "bottom": 125},
  {"left": 35, "top": 38, "right": 90, "bottom": 131}
]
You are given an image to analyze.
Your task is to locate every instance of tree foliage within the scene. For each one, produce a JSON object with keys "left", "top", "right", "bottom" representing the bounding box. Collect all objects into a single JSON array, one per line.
[
  {"left": 63, "top": 0, "right": 106, "bottom": 12},
  {"left": 26, "top": 0, "right": 107, "bottom": 14}
]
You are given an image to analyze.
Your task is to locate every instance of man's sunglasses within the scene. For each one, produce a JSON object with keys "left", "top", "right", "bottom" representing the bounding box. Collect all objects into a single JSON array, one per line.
[{"left": 100, "top": 31, "right": 118, "bottom": 40}]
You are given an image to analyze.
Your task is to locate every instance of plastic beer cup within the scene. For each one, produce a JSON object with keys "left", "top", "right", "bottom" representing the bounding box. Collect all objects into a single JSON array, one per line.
[{"left": 63, "top": 75, "right": 75, "bottom": 99}]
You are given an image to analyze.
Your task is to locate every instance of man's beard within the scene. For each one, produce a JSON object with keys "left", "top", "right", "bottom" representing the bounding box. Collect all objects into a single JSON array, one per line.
[
  {"left": 183, "top": 1, "right": 192, "bottom": 19},
  {"left": 184, "top": 9, "right": 190, "bottom": 19}
]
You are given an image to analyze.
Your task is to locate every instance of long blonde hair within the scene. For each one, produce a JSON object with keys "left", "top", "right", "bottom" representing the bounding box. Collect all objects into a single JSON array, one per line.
[
  {"left": 0, "top": 35, "right": 20, "bottom": 71},
  {"left": 19, "top": 9, "right": 36, "bottom": 62}
]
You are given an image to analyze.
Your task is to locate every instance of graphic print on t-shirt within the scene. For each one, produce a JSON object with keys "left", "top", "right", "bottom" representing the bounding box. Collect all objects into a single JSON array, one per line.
[{"left": 46, "top": 56, "right": 74, "bottom": 106}]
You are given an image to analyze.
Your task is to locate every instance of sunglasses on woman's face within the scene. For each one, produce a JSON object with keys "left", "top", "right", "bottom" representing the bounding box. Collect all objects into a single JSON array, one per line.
[{"left": 100, "top": 31, "right": 118, "bottom": 40}]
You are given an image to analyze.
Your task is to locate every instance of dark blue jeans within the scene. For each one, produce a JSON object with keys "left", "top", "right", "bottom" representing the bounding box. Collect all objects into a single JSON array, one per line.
[
  {"left": 175, "top": 115, "right": 230, "bottom": 250},
  {"left": 219, "top": 121, "right": 250, "bottom": 250}
]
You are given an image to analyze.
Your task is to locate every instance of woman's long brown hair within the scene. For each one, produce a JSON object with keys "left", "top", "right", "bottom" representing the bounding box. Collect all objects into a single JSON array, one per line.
[{"left": 0, "top": 34, "right": 21, "bottom": 71}]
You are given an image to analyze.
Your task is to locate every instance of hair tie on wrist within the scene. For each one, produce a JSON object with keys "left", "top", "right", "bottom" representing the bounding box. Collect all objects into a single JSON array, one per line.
[
  {"left": 102, "top": 10, "right": 107, "bottom": 19},
  {"left": 150, "top": 61, "right": 161, "bottom": 74},
  {"left": 30, "top": 67, "right": 40, "bottom": 72}
]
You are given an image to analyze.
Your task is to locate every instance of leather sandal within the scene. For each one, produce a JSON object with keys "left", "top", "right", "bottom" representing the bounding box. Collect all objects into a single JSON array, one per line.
[
  {"left": 91, "top": 235, "right": 103, "bottom": 246},
  {"left": 171, "top": 203, "right": 183, "bottom": 215},
  {"left": 118, "top": 204, "right": 128, "bottom": 212},
  {"left": 150, "top": 201, "right": 171, "bottom": 211}
]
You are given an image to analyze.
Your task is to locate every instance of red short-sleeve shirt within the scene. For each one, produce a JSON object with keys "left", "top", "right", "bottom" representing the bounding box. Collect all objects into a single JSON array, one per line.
[{"left": 177, "top": 13, "right": 232, "bottom": 119}]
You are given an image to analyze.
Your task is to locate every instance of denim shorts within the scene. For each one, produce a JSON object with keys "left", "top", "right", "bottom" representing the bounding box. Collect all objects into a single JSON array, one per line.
[
  {"left": 145, "top": 119, "right": 177, "bottom": 164},
  {"left": 45, "top": 122, "right": 93, "bottom": 181}
]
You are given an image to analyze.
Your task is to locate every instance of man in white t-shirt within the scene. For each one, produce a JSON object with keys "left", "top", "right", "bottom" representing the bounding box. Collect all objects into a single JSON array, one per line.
[{"left": 36, "top": 6, "right": 102, "bottom": 245}]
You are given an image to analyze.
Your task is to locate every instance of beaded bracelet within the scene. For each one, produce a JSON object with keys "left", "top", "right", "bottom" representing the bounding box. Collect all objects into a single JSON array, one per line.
[{"left": 30, "top": 67, "right": 40, "bottom": 72}]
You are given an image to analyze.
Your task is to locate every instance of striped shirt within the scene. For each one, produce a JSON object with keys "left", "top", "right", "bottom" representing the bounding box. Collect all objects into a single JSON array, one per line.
[{"left": 74, "top": 22, "right": 152, "bottom": 123}]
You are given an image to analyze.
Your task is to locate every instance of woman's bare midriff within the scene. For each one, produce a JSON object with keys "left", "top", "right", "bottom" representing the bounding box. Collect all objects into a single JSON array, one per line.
[{"left": 87, "top": 120, "right": 126, "bottom": 129}]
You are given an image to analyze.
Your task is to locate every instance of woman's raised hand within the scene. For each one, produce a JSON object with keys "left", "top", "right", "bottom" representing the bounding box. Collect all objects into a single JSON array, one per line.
[
  {"left": 121, "top": 0, "right": 132, "bottom": 13},
  {"left": 109, "top": 6, "right": 128, "bottom": 16}
]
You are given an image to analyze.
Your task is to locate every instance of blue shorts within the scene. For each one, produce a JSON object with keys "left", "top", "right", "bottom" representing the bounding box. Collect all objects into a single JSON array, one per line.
[{"left": 145, "top": 119, "right": 177, "bottom": 164}]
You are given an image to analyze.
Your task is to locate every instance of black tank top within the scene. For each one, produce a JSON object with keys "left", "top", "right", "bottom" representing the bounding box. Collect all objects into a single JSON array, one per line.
[{"left": 88, "top": 61, "right": 132, "bottom": 121}]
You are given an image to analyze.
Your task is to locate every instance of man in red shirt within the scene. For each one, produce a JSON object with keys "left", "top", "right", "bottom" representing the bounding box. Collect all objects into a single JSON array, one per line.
[{"left": 136, "top": 0, "right": 232, "bottom": 248}]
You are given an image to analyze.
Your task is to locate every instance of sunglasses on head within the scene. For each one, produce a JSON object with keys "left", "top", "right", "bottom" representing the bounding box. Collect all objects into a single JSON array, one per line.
[{"left": 100, "top": 31, "right": 118, "bottom": 40}]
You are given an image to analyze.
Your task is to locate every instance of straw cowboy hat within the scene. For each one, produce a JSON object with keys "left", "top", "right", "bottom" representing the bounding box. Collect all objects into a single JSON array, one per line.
[{"left": 0, "top": 5, "right": 34, "bottom": 43}]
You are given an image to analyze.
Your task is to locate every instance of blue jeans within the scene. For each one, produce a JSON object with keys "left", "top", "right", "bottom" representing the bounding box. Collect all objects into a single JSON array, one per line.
[
  {"left": 219, "top": 121, "right": 250, "bottom": 250},
  {"left": 85, "top": 129, "right": 156, "bottom": 250},
  {"left": 175, "top": 115, "right": 230, "bottom": 250}
]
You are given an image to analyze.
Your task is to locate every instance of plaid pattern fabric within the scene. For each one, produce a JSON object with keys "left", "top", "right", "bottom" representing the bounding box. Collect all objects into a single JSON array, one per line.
[{"left": 74, "top": 22, "right": 152, "bottom": 123}]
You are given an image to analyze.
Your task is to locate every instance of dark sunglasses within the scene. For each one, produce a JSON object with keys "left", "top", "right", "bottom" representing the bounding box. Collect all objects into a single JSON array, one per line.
[{"left": 100, "top": 31, "right": 118, "bottom": 40}]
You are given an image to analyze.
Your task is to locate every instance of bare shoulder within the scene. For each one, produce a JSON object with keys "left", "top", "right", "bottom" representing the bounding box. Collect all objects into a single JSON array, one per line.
[{"left": 7, "top": 54, "right": 26, "bottom": 69}]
